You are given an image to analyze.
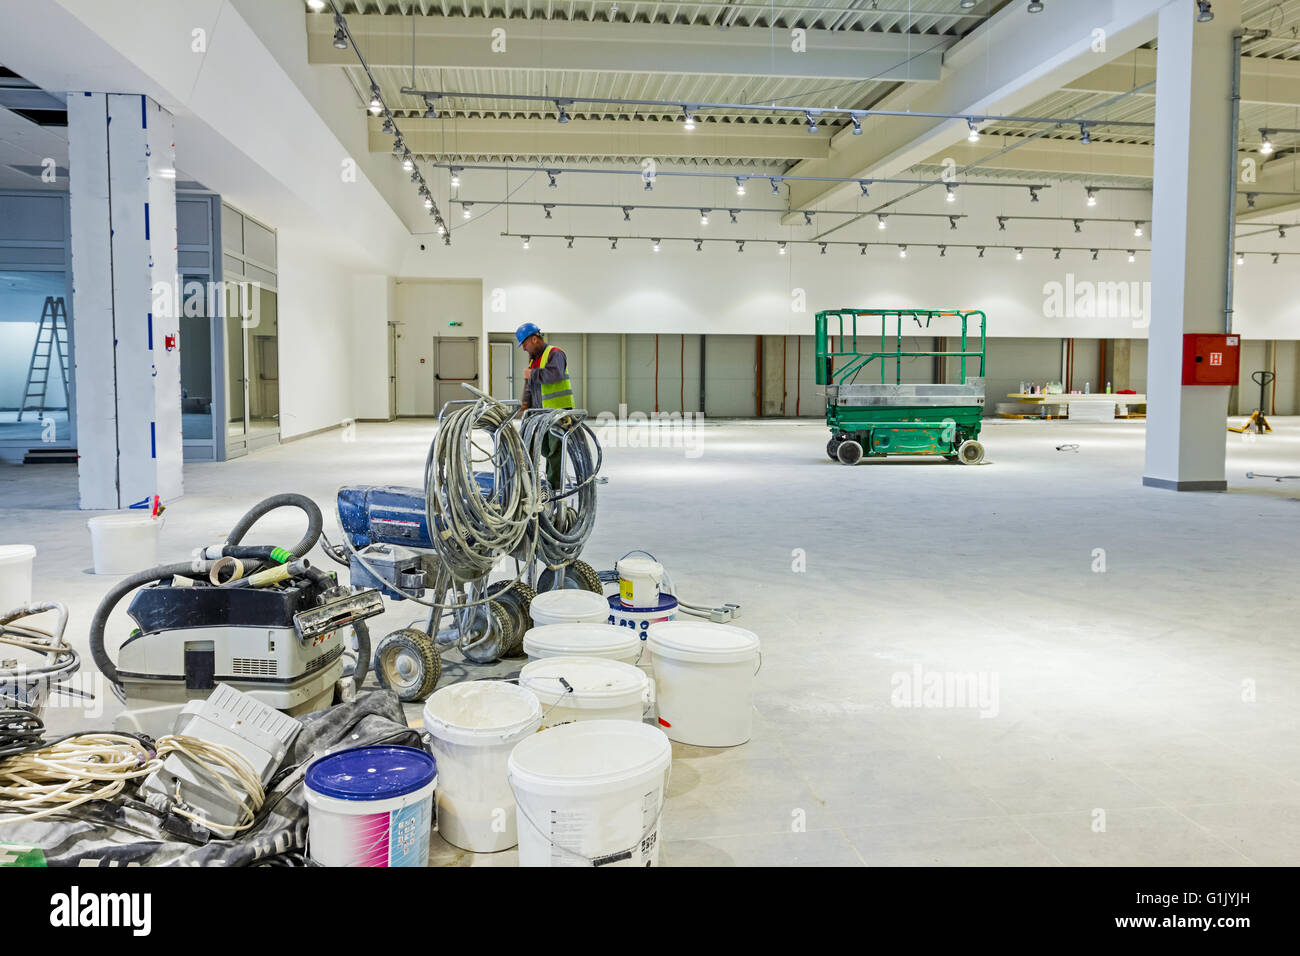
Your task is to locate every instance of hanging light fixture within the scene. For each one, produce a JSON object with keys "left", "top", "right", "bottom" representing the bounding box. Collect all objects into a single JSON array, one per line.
[
  {"left": 946, "top": 185, "right": 956, "bottom": 202},
  {"left": 1134, "top": 221, "right": 1144, "bottom": 237},
  {"left": 682, "top": 107, "right": 696, "bottom": 130},
  {"left": 877, "top": 214, "right": 887, "bottom": 230},
  {"left": 1260, "top": 130, "right": 1274, "bottom": 156},
  {"left": 521, "top": 236, "right": 531, "bottom": 249},
  {"left": 700, "top": 209, "right": 710, "bottom": 226},
  {"left": 967, "top": 119, "right": 980, "bottom": 143},
  {"left": 778, "top": 242, "right": 787, "bottom": 255},
  {"left": 1085, "top": 187, "right": 1097, "bottom": 207},
  {"left": 735, "top": 178, "right": 746, "bottom": 196},
  {"left": 898, "top": 245, "right": 908, "bottom": 259}
]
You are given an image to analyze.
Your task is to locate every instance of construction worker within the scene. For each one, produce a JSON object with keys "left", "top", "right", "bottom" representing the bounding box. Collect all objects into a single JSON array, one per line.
[{"left": 516, "top": 322, "right": 574, "bottom": 491}]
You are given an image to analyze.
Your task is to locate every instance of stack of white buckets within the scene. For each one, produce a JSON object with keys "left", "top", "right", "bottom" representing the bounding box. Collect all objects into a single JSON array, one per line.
[{"left": 421, "top": 553, "right": 759, "bottom": 867}]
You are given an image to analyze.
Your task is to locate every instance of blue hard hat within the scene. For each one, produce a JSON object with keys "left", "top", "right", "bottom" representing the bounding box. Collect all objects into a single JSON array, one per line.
[{"left": 515, "top": 322, "right": 541, "bottom": 347}]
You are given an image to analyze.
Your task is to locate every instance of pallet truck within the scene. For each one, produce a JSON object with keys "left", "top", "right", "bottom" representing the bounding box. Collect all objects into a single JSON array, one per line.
[{"left": 1228, "top": 370, "right": 1275, "bottom": 435}]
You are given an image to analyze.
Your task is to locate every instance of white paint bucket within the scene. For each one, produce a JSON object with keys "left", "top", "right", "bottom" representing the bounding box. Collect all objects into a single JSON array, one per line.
[
  {"left": 519, "top": 656, "right": 653, "bottom": 729},
  {"left": 508, "top": 720, "right": 672, "bottom": 867},
  {"left": 647, "top": 621, "right": 761, "bottom": 747},
  {"left": 87, "top": 512, "right": 162, "bottom": 575},
  {"left": 304, "top": 745, "right": 436, "bottom": 867},
  {"left": 523, "top": 622, "right": 640, "bottom": 666},
  {"left": 616, "top": 556, "right": 664, "bottom": 608},
  {"left": 529, "top": 588, "right": 609, "bottom": 626},
  {"left": 606, "top": 593, "right": 677, "bottom": 679},
  {"left": 422, "top": 680, "right": 542, "bottom": 852},
  {"left": 0, "top": 545, "right": 36, "bottom": 614}
]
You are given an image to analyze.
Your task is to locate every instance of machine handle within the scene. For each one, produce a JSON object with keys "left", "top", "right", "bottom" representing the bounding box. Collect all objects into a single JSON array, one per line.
[{"left": 435, "top": 373, "right": 479, "bottom": 382}]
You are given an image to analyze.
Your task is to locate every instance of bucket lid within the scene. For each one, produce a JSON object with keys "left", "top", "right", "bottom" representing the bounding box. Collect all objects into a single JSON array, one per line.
[
  {"left": 508, "top": 719, "right": 671, "bottom": 789},
  {"left": 616, "top": 556, "right": 663, "bottom": 578},
  {"left": 0, "top": 545, "right": 36, "bottom": 563},
  {"left": 523, "top": 622, "right": 638, "bottom": 658},
  {"left": 305, "top": 745, "right": 436, "bottom": 801},
  {"left": 519, "top": 656, "right": 648, "bottom": 705},
  {"left": 530, "top": 588, "right": 609, "bottom": 618},
  {"left": 607, "top": 592, "right": 679, "bottom": 614},
  {"left": 647, "top": 620, "right": 760, "bottom": 664},
  {"left": 423, "top": 680, "right": 541, "bottom": 741},
  {"left": 87, "top": 513, "right": 158, "bottom": 528}
]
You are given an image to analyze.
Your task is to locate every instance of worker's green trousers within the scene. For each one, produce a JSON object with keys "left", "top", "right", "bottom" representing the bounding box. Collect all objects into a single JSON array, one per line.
[{"left": 542, "top": 431, "right": 562, "bottom": 491}]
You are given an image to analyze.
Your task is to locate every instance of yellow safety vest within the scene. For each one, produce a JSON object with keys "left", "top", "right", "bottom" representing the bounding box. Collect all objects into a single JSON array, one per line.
[{"left": 538, "top": 346, "right": 575, "bottom": 409}]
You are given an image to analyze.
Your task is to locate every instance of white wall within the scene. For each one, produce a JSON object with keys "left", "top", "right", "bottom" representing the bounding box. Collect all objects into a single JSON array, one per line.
[
  {"left": 393, "top": 278, "right": 482, "bottom": 416},
  {"left": 351, "top": 274, "right": 393, "bottom": 421}
]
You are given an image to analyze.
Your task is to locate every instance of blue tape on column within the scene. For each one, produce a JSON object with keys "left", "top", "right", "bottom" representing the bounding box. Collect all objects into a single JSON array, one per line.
[
  {"left": 151, "top": 422, "right": 156, "bottom": 459},
  {"left": 144, "top": 202, "right": 150, "bottom": 240},
  {"left": 147, "top": 313, "right": 153, "bottom": 349},
  {"left": 141, "top": 95, "right": 147, "bottom": 129}
]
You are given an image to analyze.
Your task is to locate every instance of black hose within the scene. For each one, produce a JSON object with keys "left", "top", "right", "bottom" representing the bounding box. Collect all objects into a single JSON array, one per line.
[
  {"left": 224, "top": 493, "right": 323, "bottom": 558},
  {"left": 88, "top": 562, "right": 197, "bottom": 689}
]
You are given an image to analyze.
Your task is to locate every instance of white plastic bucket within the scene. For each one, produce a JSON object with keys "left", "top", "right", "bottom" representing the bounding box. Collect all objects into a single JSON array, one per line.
[
  {"left": 304, "top": 745, "right": 436, "bottom": 867},
  {"left": 519, "top": 656, "right": 653, "bottom": 730},
  {"left": 529, "top": 588, "right": 610, "bottom": 627},
  {"left": 422, "top": 680, "right": 542, "bottom": 852},
  {"left": 508, "top": 720, "right": 672, "bottom": 867},
  {"left": 607, "top": 593, "right": 678, "bottom": 679},
  {"left": 523, "top": 622, "right": 640, "bottom": 666},
  {"left": 0, "top": 545, "right": 36, "bottom": 614},
  {"left": 617, "top": 556, "right": 664, "bottom": 608},
  {"left": 87, "top": 512, "right": 162, "bottom": 575},
  {"left": 647, "top": 621, "right": 761, "bottom": 747}
]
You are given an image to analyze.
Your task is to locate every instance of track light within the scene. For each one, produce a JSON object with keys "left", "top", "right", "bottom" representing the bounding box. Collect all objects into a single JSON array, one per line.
[
  {"left": 850, "top": 114, "right": 863, "bottom": 135},
  {"left": 949, "top": 216, "right": 959, "bottom": 230},
  {"left": 1134, "top": 221, "right": 1144, "bottom": 237},
  {"left": 1280, "top": 226, "right": 1288, "bottom": 239},
  {"left": 556, "top": 102, "right": 570, "bottom": 124},
  {"left": 858, "top": 181, "right": 870, "bottom": 197},
  {"left": 1053, "top": 248, "right": 1061, "bottom": 259},
  {"left": 819, "top": 242, "right": 828, "bottom": 255},
  {"left": 778, "top": 242, "right": 787, "bottom": 255},
  {"left": 977, "top": 247, "right": 985, "bottom": 258},
  {"left": 803, "top": 211, "right": 813, "bottom": 225},
  {"left": 1247, "top": 193, "right": 1257, "bottom": 207},
  {"left": 1015, "top": 248, "right": 1024, "bottom": 261},
  {"left": 938, "top": 245, "right": 946, "bottom": 257},
  {"left": 622, "top": 206, "right": 632, "bottom": 221},
  {"left": 1027, "top": 1, "right": 1044, "bottom": 12},
  {"left": 436, "top": 223, "right": 445, "bottom": 235},
  {"left": 695, "top": 239, "right": 703, "bottom": 251},
  {"left": 967, "top": 119, "right": 980, "bottom": 143},
  {"left": 997, "top": 217, "right": 1007, "bottom": 231},
  {"left": 644, "top": 178, "right": 654, "bottom": 191},
  {"left": 1085, "top": 187, "right": 1097, "bottom": 207},
  {"left": 946, "top": 185, "right": 956, "bottom": 202},
  {"left": 382, "top": 117, "right": 395, "bottom": 134},
  {"left": 307, "top": 0, "right": 325, "bottom": 9},
  {"left": 401, "top": 155, "right": 413, "bottom": 171},
  {"left": 960, "top": 0, "right": 976, "bottom": 7},
  {"left": 610, "top": 238, "right": 618, "bottom": 250},
  {"left": 1073, "top": 219, "right": 1083, "bottom": 233},
  {"left": 1029, "top": 187, "right": 1040, "bottom": 202},
  {"left": 369, "top": 89, "right": 383, "bottom": 115},
  {"left": 737, "top": 240, "right": 745, "bottom": 253},
  {"left": 735, "top": 178, "right": 746, "bottom": 196},
  {"left": 1128, "top": 250, "right": 1136, "bottom": 263},
  {"left": 1260, "top": 130, "right": 1274, "bottom": 156},
  {"left": 877, "top": 214, "right": 887, "bottom": 230},
  {"left": 1091, "top": 249, "right": 1099, "bottom": 260},
  {"left": 521, "top": 236, "right": 530, "bottom": 250},
  {"left": 1079, "top": 124, "right": 1091, "bottom": 144},
  {"left": 1237, "top": 251, "right": 1245, "bottom": 265},
  {"left": 1273, "top": 253, "right": 1280, "bottom": 264},
  {"left": 899, "top": 245, "right": 907, "bottom": 259},
  {"left": 729, "top": 210, "right": 738, "bottom": 224},
  {"left": 547, "top": 171, "right": 559, "bottom": 188},
  {"left": 462, "top": 203, "right": 472, "bottom": 218},
  {"left": 423, "top": 96, "right": 438, "bottom": 119},
  {"left": 332, "top": 27, "right": 348, "bottom": 50},
  {"left": 682, "top": 107, "right": 696, "bottom": 130},
  {"left": 566, "top": 236, "right": 574, "bottom": 248},
  {"left": 543, "top": 204, "right": 554, "bottom": 219},
  {"left": 424, "top": 197, "right": 433, "bottom": 209},
  {"left": 859, "top": 244, "right": 867, "bottom": 256},
  {"left": 652, "top": 239, "right": 661, "bottom": 253},
  {"left": 700, "top": 209, "right": 710, "bottom": 226},
  {"left": 770, "top": 178, "right": 782, "bottom": 195},
  {"left": 450, "top": 168, "right": 461, "bottom": 188},
  {"left": 1196, "top": 1, "right": 1213, "bottom": 23},
  {"left": 805, "top": 111, "right": 818, "bottom": 133}
]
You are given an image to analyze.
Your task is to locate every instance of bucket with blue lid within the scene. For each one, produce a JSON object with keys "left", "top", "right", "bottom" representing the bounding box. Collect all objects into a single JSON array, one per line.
[{"left": 304, "top": 745, "right": 437, "bottom": 867}]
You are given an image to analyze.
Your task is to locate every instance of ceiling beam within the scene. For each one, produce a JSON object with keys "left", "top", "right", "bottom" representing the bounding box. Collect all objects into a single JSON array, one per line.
[
  {"left": 780, "top": 0, "right": 1168, "bottom": 221},
  {"left": 925, "top": 139, "right": 1154, "bottom": 180},
  {"left": 377, "top": 116, "right": 830, "bottom": 161},
  {"left": 309, "top": 13, "right": 949, "bottom": 81},
  {"left": 1237, "top": 155, "right": 1300, "bottom": 219},
  {"left": 1062, "top": 50, "right": 1300, "bottom": 108}
]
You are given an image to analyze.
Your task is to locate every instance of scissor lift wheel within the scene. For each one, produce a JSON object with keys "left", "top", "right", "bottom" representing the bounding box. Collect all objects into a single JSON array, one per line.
[
  {"left": 373, "top": 627, "right": 442, "bottom": 702},
  {"left": 836, "top": 440, "right": 864, "bottom": 465},
  {"left": 956, "top": 439, "right": 985, "bottom": 465}
]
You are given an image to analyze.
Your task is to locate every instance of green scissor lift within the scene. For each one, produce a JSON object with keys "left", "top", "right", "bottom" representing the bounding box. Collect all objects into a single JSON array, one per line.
[{"left": 815, "top": 309, "right": 988, "bottom": 465}]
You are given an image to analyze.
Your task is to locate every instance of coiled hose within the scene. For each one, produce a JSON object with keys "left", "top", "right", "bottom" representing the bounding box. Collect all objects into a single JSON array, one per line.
[
  {"left": 88, "top": 494, "right": 326, "bottom": 694},
  {"left": 425, "top": 397, "right": 539, "bottom": 585},
  {"left": 519, "top": 408, "right": 603, "bottom": 570}
]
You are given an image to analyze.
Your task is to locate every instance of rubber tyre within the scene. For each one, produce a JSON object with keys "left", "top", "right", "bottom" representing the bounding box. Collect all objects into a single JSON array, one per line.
[
  {"left": 460, "top": 600, "right": 513, "bottom": 664},
  {"left": 372, "top": 628, "right": 442, "bottom": 702},
  {"left": 485, "top": 580, "right": 537, "bottom": 656},
  {"left": 826, "top": 437, "right": 842, "bottom": 461},
  {"left": 957, "top": 439, "right": 985, "bottom": 465},
  {"left": 837, "top": 440, "right": 864, "bottom": 465},
  {"left": 537, "top": 559, "right": 604, "bottom": 595}
]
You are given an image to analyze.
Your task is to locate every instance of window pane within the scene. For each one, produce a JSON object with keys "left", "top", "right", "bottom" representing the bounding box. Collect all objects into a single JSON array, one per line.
[{"left": 0, "top": 271, "right": 73, "bottom": 446}]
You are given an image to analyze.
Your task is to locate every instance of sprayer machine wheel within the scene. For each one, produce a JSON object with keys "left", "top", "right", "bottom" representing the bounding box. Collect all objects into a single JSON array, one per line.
[
  {"left": 460, "top": 600, "right": 514, "bottom": 664},
  {"left": 485, "top": 580, "right": 537, "bottom": 656},
  {"left": 537, "top": 559, "right": 604, "bottom": 595},
  {"left": 342, "top": 619, "right": 371, "bottom": 688},
  {"left": 372, "top": 627, "right": 442, "bottom": 702}
]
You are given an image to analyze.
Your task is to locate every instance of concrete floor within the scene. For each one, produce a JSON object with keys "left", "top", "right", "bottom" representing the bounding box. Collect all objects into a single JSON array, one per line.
[{"left": 3, "top": 416, "right": 1299, "bottom": 866}]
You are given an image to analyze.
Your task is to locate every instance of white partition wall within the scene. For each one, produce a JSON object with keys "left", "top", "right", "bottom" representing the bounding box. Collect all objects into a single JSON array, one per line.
[{"left": 67, "top": 92, "right": 182, "bottom": 510}]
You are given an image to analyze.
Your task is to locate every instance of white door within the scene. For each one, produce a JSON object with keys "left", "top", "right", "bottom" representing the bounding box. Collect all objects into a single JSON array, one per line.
[
  {"left": 489, "top": 342, "right": 515, "bottom": 401},
  {"left": 435, "top": 337, "right": 479, "bottom": 409}
]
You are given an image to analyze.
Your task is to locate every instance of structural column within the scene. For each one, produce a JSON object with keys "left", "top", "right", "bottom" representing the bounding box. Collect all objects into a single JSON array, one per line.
[
  {"left": 1143, "top": 0, "right": 1241, "bottom": 492},
  {"left": 67, "top": 92, "right": 182, "bottom": 510}
]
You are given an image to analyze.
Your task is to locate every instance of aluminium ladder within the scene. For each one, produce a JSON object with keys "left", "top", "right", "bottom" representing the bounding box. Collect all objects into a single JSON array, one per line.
[{"left": 19, "top": 296, "right": 70, "bottom": 422}]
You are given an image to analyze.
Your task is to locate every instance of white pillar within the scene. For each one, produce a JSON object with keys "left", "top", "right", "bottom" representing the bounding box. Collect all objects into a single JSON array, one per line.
[
  {"left": 1143, "top": 0, "right": 1241, "bottom": 492},
  {"left": 67, "top": 93, "right": 183, "bottom": 510}
]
